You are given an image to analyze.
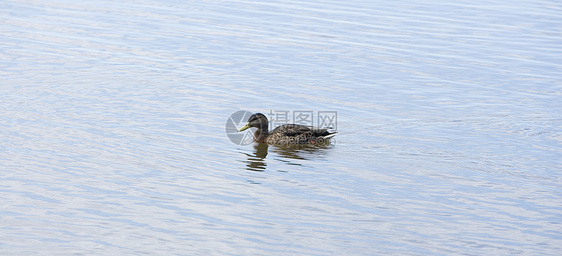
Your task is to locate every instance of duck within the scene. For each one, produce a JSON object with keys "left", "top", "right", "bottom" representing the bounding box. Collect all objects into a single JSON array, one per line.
[{"left": 237, "top": 113, "right": 337, "bottom": 145}]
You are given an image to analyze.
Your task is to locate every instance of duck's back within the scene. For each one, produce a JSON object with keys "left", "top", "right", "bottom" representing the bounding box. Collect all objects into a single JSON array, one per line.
[{"left": 266, "top": 124, "right": 336, "bottom": 144}]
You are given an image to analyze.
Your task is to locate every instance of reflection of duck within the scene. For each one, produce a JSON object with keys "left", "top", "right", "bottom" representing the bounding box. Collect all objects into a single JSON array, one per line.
[
  {"left": 238, "top": 113, "right": 337, "bottom": 145},
  {"left": 243, "top": 143, "right": 268, "bottom": 172},
  {"left": 241, "top": 141, "right": 334, "bottom": 172}
]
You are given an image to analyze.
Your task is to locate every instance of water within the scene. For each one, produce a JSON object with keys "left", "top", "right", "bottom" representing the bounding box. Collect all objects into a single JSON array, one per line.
[{"left": 1, "top": 0, "right": 561, "bottom": 255}]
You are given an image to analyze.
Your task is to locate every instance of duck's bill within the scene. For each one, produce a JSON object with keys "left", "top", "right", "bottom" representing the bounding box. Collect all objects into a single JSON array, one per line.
[{"left": 238, "top": 123, "right": 251, "bottom": 132}]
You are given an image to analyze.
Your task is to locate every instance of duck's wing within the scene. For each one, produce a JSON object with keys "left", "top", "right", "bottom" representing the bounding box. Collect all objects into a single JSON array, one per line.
[
  {"left": 271, "top": 124, "right": 311, "bottom": 136},
  {"left": 273, "top": 124, "right": 336, "bottom": 138}
]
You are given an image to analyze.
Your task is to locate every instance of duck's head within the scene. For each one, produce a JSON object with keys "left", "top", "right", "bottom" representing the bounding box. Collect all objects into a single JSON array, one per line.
[{"left": 238, "top": 113, "right": 268, "bottom": 132}]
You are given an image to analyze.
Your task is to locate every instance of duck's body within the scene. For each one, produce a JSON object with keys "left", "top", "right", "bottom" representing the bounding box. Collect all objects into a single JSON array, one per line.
[{"left": 238, "top": 113, "right": 337, "bottom": 145}]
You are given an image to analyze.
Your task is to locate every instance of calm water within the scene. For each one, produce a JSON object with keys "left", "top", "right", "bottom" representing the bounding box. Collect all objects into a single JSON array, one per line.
[{"left": 1, "top": 0, "right": 561, "bottom": 255}]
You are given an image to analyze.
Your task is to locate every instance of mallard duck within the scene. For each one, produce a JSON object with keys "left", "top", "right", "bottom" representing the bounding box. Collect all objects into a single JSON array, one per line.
[{"left": 237, "top": 113, "right": 337, "bottom": 145}]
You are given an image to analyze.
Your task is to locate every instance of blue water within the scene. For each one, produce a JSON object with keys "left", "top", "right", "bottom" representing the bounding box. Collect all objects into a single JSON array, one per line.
[{"left": 1, "top": 0, "right": 561, "bottom": 255}]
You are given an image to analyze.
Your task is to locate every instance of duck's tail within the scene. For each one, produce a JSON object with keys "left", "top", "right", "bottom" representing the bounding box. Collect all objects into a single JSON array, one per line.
[{"left": 322, "top": 132, "right": 338, "bottom": 139}]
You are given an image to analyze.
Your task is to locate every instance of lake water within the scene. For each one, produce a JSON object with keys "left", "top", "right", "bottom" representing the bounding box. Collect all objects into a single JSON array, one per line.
[{"left": 1, "top": 0, "right": 561, "bottom": 255}]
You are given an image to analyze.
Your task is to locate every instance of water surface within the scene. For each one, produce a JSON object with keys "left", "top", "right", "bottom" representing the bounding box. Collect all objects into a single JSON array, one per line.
[{"left": 1, "top": 0, "right": 561, "bottom": 255}]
